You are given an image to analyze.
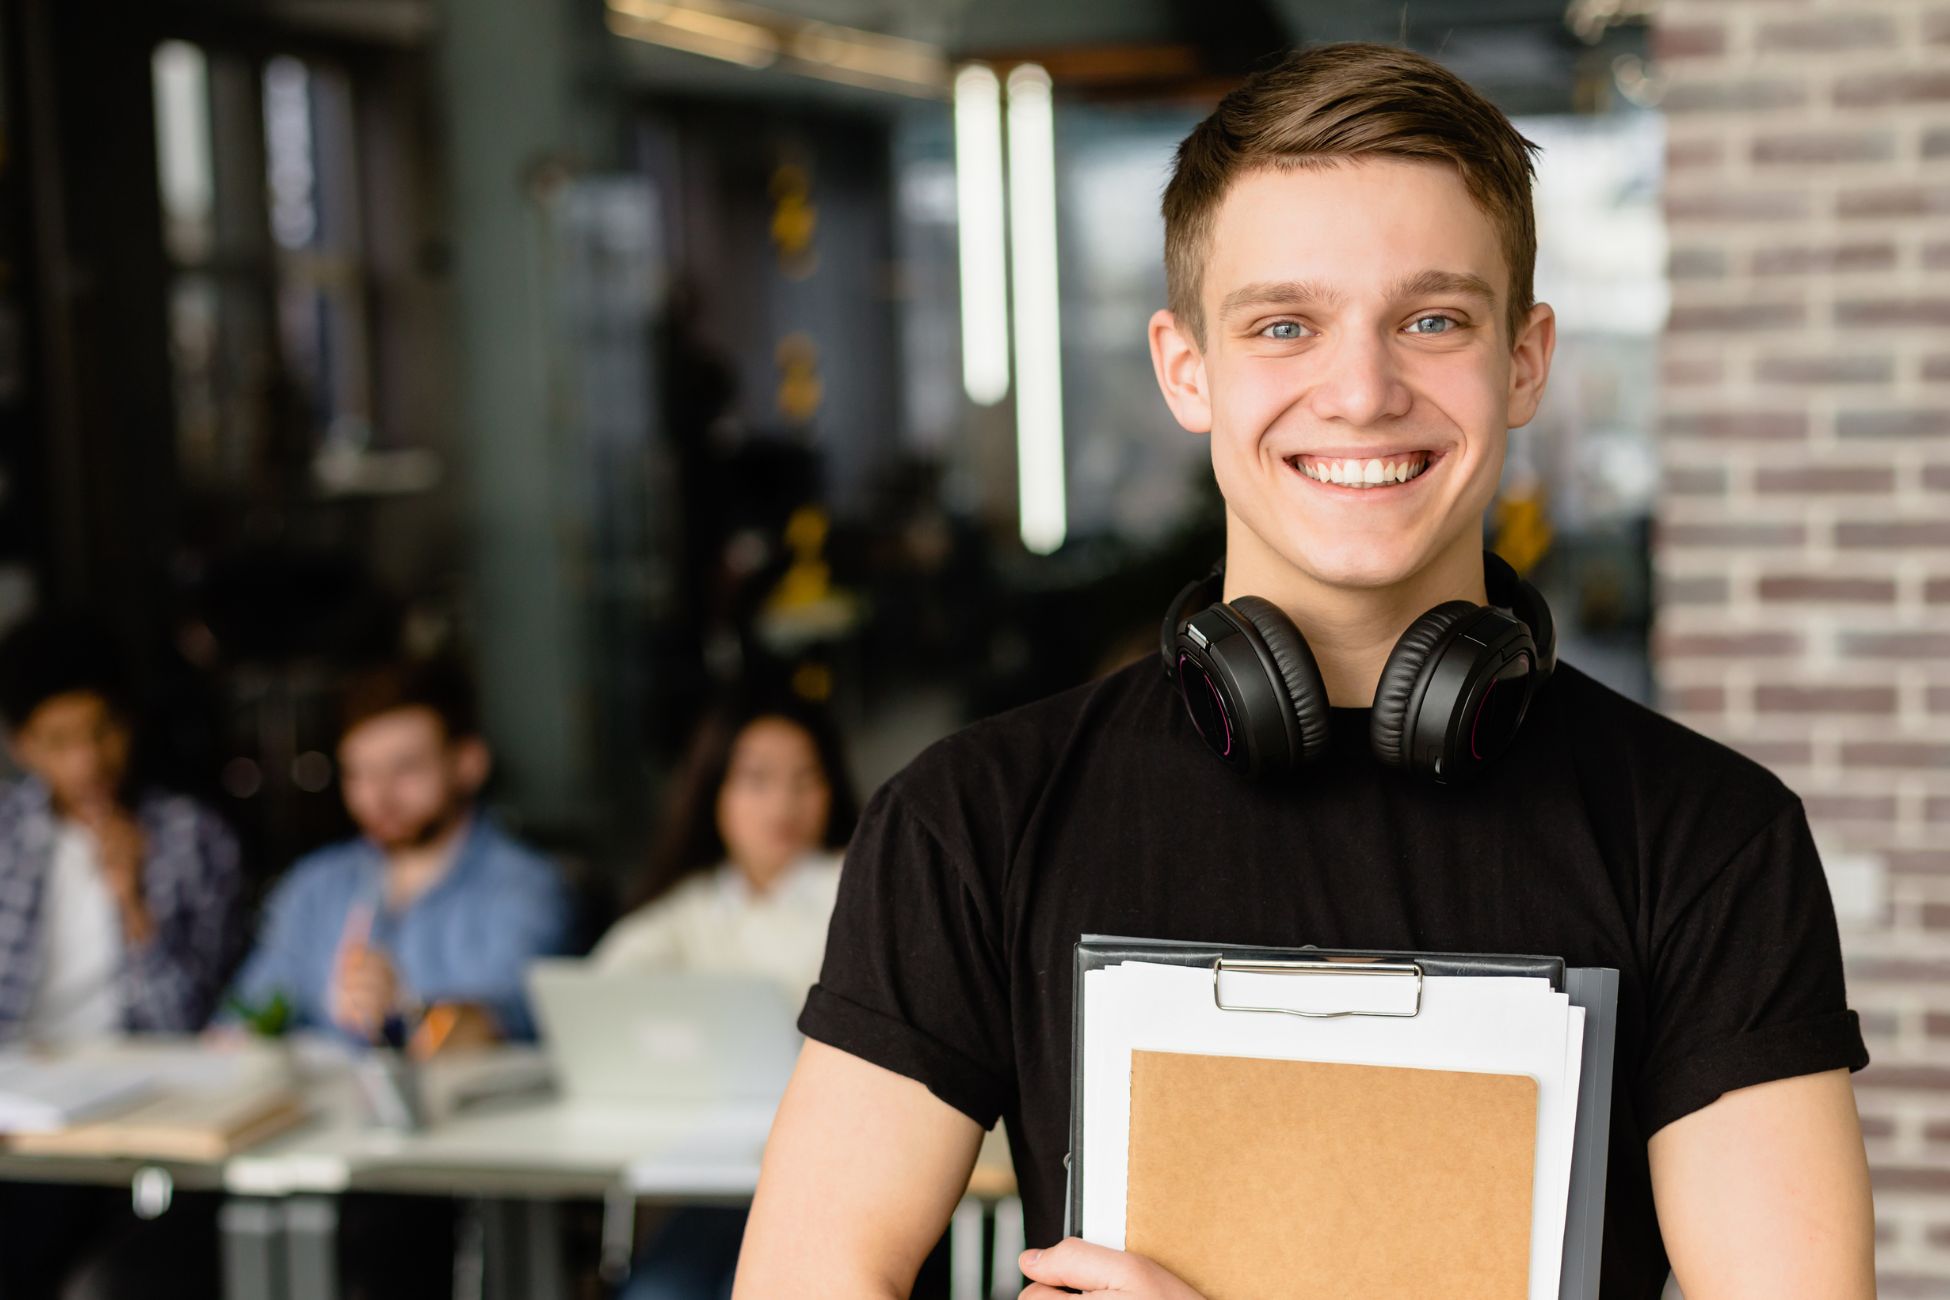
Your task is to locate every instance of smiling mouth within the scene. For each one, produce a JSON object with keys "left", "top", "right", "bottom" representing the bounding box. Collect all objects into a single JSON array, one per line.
[{"left": 1286, "top": 450, "right": 1440, "bottom": 490}]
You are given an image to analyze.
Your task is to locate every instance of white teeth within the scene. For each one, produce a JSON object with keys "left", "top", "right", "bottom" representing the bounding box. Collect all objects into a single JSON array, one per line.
[{"left": 1294, "top": 454, "right": 1432, "bottom": 488}]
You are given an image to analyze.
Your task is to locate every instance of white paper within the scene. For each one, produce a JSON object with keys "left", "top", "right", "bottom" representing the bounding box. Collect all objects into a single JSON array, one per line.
[
  {"left": 0, "top": 1057, "right": 155, "bottom": 1132},
  {"left": 1081, "top": 961, "right": 1585, "bottom": 1300}
]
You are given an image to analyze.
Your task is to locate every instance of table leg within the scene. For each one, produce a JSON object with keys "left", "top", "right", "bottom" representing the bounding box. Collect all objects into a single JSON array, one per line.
[
  {"left": 473, "top": 1197, "right": 568, "bottom": 1300},
  {"left": 988, "top": 1196, "right": 1024, "bottom": 1300},
  {"left": 283, "top": 1196, "right": 341, "bottom": 1300},
  {"left": 949, "top": 1197, "right": 985, "bottom": 1300},
  {"left": 219, "top": 1197, "right": 287, "bottom": 1300}
]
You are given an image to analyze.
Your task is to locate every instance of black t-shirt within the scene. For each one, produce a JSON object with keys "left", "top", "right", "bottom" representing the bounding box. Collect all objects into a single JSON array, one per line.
[{"left": 801, "top": 657, "right": 1868, "bottom": 1298}]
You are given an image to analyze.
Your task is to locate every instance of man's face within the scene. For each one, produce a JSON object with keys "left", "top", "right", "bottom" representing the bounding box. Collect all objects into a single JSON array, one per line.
[
  {"left": 1153, "top": 158, "right": 1551, "bottom": 592},
  {"left": 9, "top": 691, "right": 132, "bottom": 814},
  {"left": 336, "top": 707, "right": 487, "bottom": 852}
]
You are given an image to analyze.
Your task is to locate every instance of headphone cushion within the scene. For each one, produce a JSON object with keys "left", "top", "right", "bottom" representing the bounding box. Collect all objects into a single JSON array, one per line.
[
  {"left": 1228, "top": 596, "right": 1332, "bottom": 765},
  {"left": 1370, "top": 601, "right": 1480, "bottom": 771}
]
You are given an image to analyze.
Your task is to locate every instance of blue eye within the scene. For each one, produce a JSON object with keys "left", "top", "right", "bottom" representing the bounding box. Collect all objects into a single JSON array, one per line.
[
  {"left": 1263, "top": 321, "right": 1305, "bottom": 340},
  {"left": 1407, "top": 315, "right": 1458, "bottom": 335}
]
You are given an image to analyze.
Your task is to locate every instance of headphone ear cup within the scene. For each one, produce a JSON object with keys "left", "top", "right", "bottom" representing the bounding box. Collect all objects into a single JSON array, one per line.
[
  {"left": 1227, "top": 596, "right": 1332, "bottom": 767},
  {"left": 1370, "top": 601, "right": 1480, "bottom": 772}
]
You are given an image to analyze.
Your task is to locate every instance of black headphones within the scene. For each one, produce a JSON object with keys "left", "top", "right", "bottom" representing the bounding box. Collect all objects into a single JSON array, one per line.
[{"left": 1161, "top": 551, "right": 1556, "bottom": 784}]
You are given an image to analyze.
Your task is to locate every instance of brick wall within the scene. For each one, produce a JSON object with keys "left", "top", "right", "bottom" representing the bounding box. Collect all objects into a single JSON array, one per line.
[{"left": 1650, "top": 0, "right": 1950, "bottom": 1290}]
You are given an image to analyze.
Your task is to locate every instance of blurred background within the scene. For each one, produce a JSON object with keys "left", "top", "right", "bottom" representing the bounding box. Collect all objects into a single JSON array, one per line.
[{"left": 0, "top": 0, "right": 1942, "bottom": 1289}]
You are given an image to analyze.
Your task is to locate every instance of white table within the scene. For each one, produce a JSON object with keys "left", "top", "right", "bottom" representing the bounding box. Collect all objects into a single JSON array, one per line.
[{"left": 0, "top": 1038, "right": 1021, "bottom": 1300}]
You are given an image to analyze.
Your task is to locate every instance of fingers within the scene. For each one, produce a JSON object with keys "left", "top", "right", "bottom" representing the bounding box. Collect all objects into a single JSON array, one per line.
[
  {"left": 1018, "top": 1287, "right": 1075, "bottom": 1299},
  {"left": 1019, "top": 1239, "right": 1136, "bottom": 1292},
  {"left": 338, "top": 902, "right": 375, "bottom": 957}
]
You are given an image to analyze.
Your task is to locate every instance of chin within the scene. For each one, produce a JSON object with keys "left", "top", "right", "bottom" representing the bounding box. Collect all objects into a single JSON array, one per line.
[{"left": 1278, "top": 529, "right": 1433, "bottom": 590}]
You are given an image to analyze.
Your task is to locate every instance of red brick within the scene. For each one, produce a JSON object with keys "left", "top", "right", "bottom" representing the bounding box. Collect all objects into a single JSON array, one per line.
[
  {"left": 1754, "top": 466, "right": 1895, "bottom": 494},
  {"left": 1835, "top": 297, "right": 1950, "bottom": 328},
  {"left": 1834, "top": 70, "right": 1950, "bottom": 108},
  {"left": 1838, "top": 186, "right": 1950, "bottom": 219},
  {"left": 1756, "top": 574, "right": 1896, "bottom": 602},
  {"left": 1737, "top": 739, "right": 1814, "bottom": 769},
  {"left": 1670, "top": 190, "right": 1812, "bottom": 223},
  {"left": 1926, "top": 9, "right": 1950, "bottom": 44},
  {"left": 1663, "top": 465, "right": 1727, "bottom": 495},
  {"left": 1656, "top": 629, "right": 1802, "bottom": 658},
  {"left": 1841, "top": 741, "right": 1950, "bottom": 769},
  {"left": 1858, "top": 1064, "right": 1950, "bottom": 1090},
  {"left": 1661, "top": 574, "right": 1730, "bottom": 605},
  {"left": 1669, "top": 301, "right": 1805, "bottom": 332},
  {"left": 1930, "top": 685, "right": 1950, "bottom": 711},
  {"left": 1659, "top": 520, "right": 1805, "bottom": 548},
  {"left": 1755, "top": 683, "right": 1897, "bottom": 713},
  {"left": 1926, "top": 795, "right": 1950, "bottom": 822},
  {"left": 1888, "top": 849, "right": 1950, "bottom": 876},
  {"left": 1925, "top": 127, "right": 1950, "bottom": 159},
  {"left": 1873, "top": 1167, "right": 1950, "bottom": 1193},
  {"left": 1757, "top": 15, "right": 1898, "bottom": 50},
  {"left": 1925, "top": 903, "right": 1950, "bottom": 931},
  {"left": 1882, "top": 1275, "right": 1950, "bottom": 1299},
  {"left": 1852, "top": 957, "right": 1950, "bottom": 983},
  {"left": 1858, "top": 1115, "right": 1896, "bottom": 1140},
  {"left": 1838, "top": 408, "right": 1950, "bottom": 438},
  {"left": 1924, "top": 356, "right": 1950, "bottom": 381},
  {"left": 1662, "top": 355, "right": 1724, "bottom": 387},
  {"left": 1836, "top": 519, "right": 1950, "bottom": 547},
  {"left": 1752, "top": 129, "right": 1896, "bottom": 165},
  {"left": 1667, "top": 247, "right": 1727, "bottom": 280},
  {"left": 1664, "top": 411, "right": 1808, "bottom": 440},
  {"left": 1841, "top": 632, "right": 1950, "bottom": 659},
  {"left": 1925, "top": 242, "right": 1950, "bottom": 271},
  {"left": 1655, "top": 22, "right": 1727, "bottom": 59},
  {"left": 1666, "top": 685, "right": 1726, "bottom": 714},
  {"left": 1925, "top": 465, "right": 1950, "bottom": 492},
  {"left": 1926, "top": 575, "right": 1950, "bottom": 603},
  {"left": 1752, "top": 241, "right": 1894, "bottom": 275},
  {"left": 1802, "top": 793, "right": 1898, "bottom": 822},
  {"left": 1666, "top": 79, "right": 1808, "bottom": 115},
  {"left": 1666, "top": 138, "right": 1724, "bottom": 171},
  {"left": 1754, "top": 354, "right": 1892, "bottom": 385}
]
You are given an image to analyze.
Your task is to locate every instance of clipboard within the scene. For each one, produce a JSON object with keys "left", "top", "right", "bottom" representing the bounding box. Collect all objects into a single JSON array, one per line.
[{"left": 1065, "top": 934, "right": 1619, "bottom": 1300}]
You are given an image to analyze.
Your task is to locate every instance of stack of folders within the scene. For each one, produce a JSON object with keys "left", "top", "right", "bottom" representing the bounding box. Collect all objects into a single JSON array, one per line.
[{"left": 1068, "top": 936, "right": 1618, "bottom": 1300}]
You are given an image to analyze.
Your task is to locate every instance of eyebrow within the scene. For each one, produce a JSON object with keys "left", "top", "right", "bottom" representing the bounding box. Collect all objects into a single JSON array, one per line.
[{"left": 1218, "top": 269, "right": 1499, "bottom": 321}]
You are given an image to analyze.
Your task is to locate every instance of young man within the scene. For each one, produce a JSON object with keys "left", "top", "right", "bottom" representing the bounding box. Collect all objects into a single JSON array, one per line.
[
  {"left": 738, "top": 44, "right": 1874, "bottom": 1300},
  {"left": 0, "top": 615, "right": 245, "bottom": 1042},
  {"left": 226, "top": 656, "right": 572, "bottom": 1049}
]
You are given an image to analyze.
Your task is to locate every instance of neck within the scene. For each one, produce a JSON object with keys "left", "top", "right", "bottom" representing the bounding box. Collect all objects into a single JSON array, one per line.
[
  {"left": 737, "top": 853, "right": 799, "bottom": 898},
  {"left": 382, "top": 811, "right": 472, "bottom": 910},
  {"left": 1222, "top": 521, "right": 1488, "bottom": 708}
]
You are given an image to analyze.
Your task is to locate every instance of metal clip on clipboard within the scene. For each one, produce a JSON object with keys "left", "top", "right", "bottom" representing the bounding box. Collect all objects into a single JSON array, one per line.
[{"left": 1211, "top": 956, "right": 1424, "bottom": 1019}]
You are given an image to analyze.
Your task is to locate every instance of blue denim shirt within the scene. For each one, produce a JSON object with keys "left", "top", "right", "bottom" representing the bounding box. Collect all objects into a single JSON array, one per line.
[{"left": 225, "top": 815, "right": 572, "bottom": 1041}]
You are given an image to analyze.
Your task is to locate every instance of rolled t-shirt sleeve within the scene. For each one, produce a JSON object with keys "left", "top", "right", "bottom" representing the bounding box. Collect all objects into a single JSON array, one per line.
[
  {"left": 799, "top": 780, "right": 1013, "bottom": 1128},
  {"left": 1636, "top": 796, "right": 1869, "bottom": 1136}
]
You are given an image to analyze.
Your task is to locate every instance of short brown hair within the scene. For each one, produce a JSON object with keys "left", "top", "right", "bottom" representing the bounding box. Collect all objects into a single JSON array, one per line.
[
  {"left": 1164, "top": 43, "right": 1541, "bottom": 346},
  {"left": 339, "top": 655, "right": 480, "bottom": 742}
]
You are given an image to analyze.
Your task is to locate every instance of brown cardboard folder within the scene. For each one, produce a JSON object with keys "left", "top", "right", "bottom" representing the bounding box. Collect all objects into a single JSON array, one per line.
[{"left": 1125, "top": 1050, "right": 1537, "bottom": 1300}]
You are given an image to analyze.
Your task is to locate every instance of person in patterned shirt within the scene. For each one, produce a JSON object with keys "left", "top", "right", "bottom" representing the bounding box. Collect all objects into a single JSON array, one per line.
[{"left": 0, "top": 614, "right": 245, "bottom": 1044}]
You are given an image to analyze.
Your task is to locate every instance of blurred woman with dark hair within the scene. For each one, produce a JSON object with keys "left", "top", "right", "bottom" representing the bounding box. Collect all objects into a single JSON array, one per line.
[
  {"left": 593, "top": 691, "right": 857, "bottom": 1000},
  {"left": 593, "top": 691, "right": 857, "bottom": 1300}
]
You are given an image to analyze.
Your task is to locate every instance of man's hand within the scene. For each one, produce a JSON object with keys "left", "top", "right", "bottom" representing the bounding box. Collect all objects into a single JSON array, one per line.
[
  {"left": 328, "top": 906, "right": 402, "bottom": 1041},
  {"left": 74, "top": 799, "right": 153, "bottom": 944},
  {"left": 1019, "top": 1240, "right": 1206, "bottom": 1299}
]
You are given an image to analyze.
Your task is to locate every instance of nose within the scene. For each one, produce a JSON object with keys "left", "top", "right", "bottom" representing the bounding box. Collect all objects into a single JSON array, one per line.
[{"left": 1306, "top": 327, "right": 1413, "bottom": 428}]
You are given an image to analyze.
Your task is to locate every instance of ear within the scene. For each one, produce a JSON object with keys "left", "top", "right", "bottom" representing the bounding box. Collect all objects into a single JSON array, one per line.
[
  {"left": 1505, "top": 301, "right": 1557, "bottom": 430},
  {"left": 1148, "top": 308, "right": 1213, "bottom": 434},
  {"left": 451, "top": 736, "right": 492, "bottom": 794}
]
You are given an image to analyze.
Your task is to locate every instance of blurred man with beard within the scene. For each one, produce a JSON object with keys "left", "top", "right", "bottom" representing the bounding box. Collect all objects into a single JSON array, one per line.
[{"left": 226, "top": 656, "right": 571, "bottom": 1049}]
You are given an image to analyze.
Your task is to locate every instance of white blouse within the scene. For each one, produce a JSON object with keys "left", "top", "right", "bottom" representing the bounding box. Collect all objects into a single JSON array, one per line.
[{"left": 590, "top": 852, "right": 843, "bottom": 1005}]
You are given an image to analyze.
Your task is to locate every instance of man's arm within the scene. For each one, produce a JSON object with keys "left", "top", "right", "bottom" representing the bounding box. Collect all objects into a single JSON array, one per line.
[
  {"left": 735, "top": 1039, "right": 983, "bottom": 1298},
  {"left": 1649, "top": 1069, "right": 1874, "bottom": 1299}
]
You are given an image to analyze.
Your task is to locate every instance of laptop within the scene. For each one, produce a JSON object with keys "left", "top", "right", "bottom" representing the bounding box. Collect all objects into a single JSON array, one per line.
[{"left": 526, "top": 959, "right": 803, "bottom": 1105}]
